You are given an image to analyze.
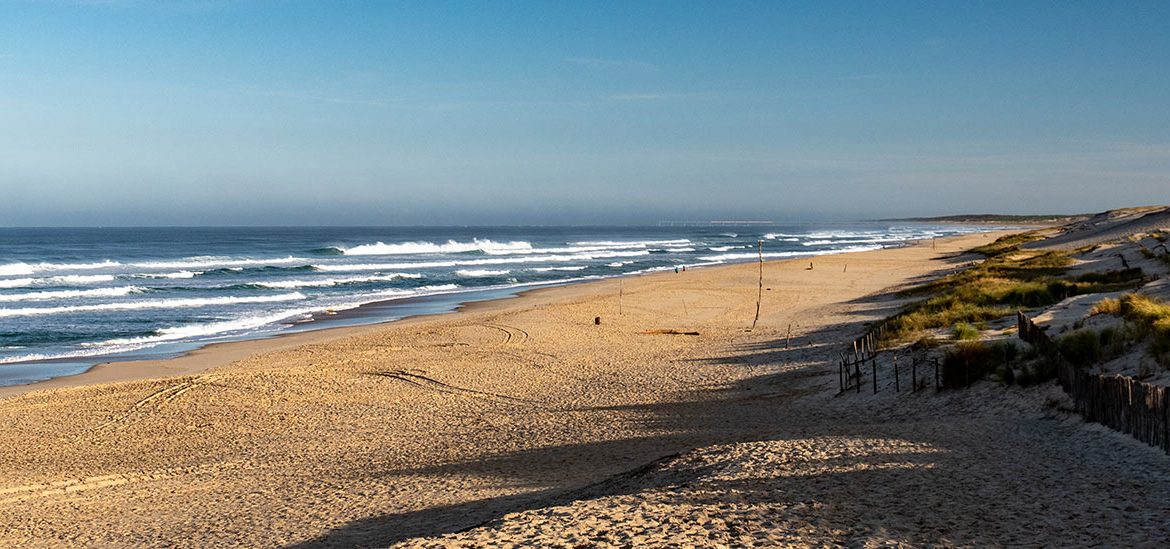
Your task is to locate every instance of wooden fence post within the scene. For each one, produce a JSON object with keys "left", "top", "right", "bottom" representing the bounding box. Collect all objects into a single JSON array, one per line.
[
  {"left": 894, "top": 354, "right": 900, "bottom": 392},
  {"left": 872, "top": 357, "right": 878, "bottom": 395}
]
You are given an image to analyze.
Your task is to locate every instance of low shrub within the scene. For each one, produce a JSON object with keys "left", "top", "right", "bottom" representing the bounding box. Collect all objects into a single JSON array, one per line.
[
  {"left": 911, "top": 335, "right": 941, "bottom": 350},
  {"left": 1074, "top": 268, "right": 1145, "bottom": 285},
  {"left": 1058, "top": 329, "right": 1102, "bottom": 367},
  {"left": 941, "top": 340, "right": 1019, "bottom": 388}
]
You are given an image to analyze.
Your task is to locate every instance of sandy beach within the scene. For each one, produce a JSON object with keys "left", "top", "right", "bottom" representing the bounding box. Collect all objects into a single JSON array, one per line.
[{"left": 3, "top": 231, "right": 1169, "bottom": 547}]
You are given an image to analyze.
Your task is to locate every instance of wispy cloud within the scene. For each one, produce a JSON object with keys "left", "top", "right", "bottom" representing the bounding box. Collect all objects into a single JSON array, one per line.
[
  {"left": 566, "top": 57, "right": 658, "bottom": 72},
  {"left": 239, "top": 88, "right": 391, "bottom": 108},
  {"left": 839, "top": 73, "right": 899, "bottom": 81},
  {"left": 609, "top": 92, "right": 714, "bottom": 101}
]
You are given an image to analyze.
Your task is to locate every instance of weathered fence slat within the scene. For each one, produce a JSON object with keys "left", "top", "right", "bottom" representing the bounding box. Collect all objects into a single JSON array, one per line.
[{"left": 1018, "top": 311, "right": 1170, "bottom": 455}]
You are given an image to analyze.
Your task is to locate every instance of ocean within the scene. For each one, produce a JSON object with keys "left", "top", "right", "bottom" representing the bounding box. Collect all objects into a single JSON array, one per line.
[{"left": 0, "top": 224, "right": 997, "bottom": 386}]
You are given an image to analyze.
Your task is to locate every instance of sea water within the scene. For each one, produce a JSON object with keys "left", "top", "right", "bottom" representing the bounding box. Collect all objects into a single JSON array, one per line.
[{"left": 0, "top": 224, "right": 999, "bottom": 385}]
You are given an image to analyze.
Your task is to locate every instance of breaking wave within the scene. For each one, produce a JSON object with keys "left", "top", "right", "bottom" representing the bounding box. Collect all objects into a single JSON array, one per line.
[
  {"left": 253, "top": 273, "right": 423, "bottom": 289},
  {"left": 455, "top": 269, "right": 511, "bottom": 277},
  {"left": 0, "top": 292, "right": 306, "bottom": 318},
  {"left": 0, "top": 286, "right": 147, "bottom": 302},
  {"left": 340, "top": 239, "right": 533, "bottom": 256}
]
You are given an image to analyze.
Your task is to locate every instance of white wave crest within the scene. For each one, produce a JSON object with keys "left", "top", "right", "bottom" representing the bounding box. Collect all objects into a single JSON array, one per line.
[
  {"left": 130, "top": 256, "right": 307, "bottom": 269},
  {"left": 254, "top": 273, "right": 422, "bottom": 289},
  {"left": 802, "top": 237, "right": 910, "bottom": 246},
  {"left": 0, "top": 274, "right": 118, "bottom": 289},
  {"left": 129, "top": 270, "right": 202, "bottom": 279},
  {"left": 0, "top": 278, "right": 34, "bottom": 289},
  {"left": 455, "top": 269, "right": 510, "bottom": 277},
  {"left": 698, "top": 245, "right": 883, "bottom": 262},
  {"left": 531, "top": 266, "right": 587, "bottom": 272},
  {"left": 571, "top": 239, "right": 691, "bottom": 247},
  {"left": 91, "top": 309, "right": 318, "bottom": 349},
  {"left": 0, "top": 286, "right": 147, "bottom": 302},
  {"left": 708, "top": 245, "right": 745, "bottom": 252},
  {"left": 342, "top": 239, "right": 533, "bottom": 256},
  {"left": 0, "top": 292, "right": 306, "bottom": 318},
  {"left": 51, "top": 274, "right": 120, "bottom": 284},
  {"left": 315, "top": 250, "right": 652, "bottom": 273},
  {"left": 0, "top": 263, "right": 33, "bottom": 276},
  {"left": 0, "top": 260, "right": 119, "bottom": 275}
]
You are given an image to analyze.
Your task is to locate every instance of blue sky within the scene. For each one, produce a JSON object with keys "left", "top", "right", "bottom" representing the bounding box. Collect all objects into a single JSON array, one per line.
[{"left": 1, "top": 1, "right": 1168, "bottom": 225}]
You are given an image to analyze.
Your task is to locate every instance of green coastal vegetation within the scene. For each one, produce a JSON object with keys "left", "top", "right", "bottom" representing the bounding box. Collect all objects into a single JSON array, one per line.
[{"left": 874, "top": 232, "right": 1168, "bottom": 386}]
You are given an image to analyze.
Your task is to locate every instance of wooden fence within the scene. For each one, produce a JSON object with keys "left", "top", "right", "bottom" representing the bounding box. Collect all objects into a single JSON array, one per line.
[
  {"left": 1018, "top": 312, "right": 1170, "bottom": 455},
  {"left": 838, "top": 324, "right": 939, "bottom": 395}
]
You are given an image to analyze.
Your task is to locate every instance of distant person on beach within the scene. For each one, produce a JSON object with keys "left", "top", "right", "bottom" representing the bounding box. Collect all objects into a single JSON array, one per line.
[{"left": 674, "top": 266, "right": 679, "bottom": 274}]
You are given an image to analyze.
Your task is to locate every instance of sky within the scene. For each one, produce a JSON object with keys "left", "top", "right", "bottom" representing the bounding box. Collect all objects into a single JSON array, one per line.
[{"left": 1, "top": 1, "right": 1168, "bottom": 226}]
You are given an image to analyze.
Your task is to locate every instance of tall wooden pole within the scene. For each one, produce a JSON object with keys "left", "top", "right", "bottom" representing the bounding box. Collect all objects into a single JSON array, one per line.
[{"left": 750, "top": 239, "right": 763, "bottom": 330}]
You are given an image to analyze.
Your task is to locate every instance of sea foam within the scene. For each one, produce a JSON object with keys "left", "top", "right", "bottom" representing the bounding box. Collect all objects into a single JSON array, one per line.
[
  {"left": 0, "top": 274, "right": 118, "bottom": 289},
  {"left": 341, "top": 239, "right": 533, "bottom": 256},
  {"left": 253, "top": 273, "right": 422, "bottom": 289},
  {"left": 130, "top": 256, "right": 308, "bottom": 270},
  {"left": 0, "top": 286, "right": 147, "bottom": 302},
  {"left": 0, "top": 292, "right": 306, "bottom": 318},
  {"left": 455, "top": 269, "right": 511, "bottom": 277}
]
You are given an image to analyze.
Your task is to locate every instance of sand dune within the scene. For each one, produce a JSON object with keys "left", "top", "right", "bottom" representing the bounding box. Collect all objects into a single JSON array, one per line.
[{"left": 1025, "top": 205, "right": 1170, "bottom": 250}]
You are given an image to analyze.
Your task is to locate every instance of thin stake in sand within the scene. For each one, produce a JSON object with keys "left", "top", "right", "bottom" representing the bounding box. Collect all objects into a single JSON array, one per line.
[{"left": 750, "top": 239, "right": 762, "bottom": 331}]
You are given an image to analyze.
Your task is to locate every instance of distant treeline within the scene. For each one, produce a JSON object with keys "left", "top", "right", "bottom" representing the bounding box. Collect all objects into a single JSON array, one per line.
[{"left": 880, "top": 214, "right": 1089, "bottom": 225}]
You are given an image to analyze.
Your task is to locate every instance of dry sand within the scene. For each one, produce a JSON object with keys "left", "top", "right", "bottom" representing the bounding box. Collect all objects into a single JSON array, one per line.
[{"left": 2, "top": 231, "right": 1168, "bottom": 547}]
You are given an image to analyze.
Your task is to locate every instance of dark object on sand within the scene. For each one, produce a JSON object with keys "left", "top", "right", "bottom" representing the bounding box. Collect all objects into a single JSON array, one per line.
[
  {"left": 594, "top": 316, "right": 601, "bottom": 325},
  {"left": 642, "top": 329, "right": 700, "bottom": 336}
]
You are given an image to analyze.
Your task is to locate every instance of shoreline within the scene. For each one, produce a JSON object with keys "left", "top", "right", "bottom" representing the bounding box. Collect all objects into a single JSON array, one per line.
[
  {"left": 0, "top": 234, "right": 999, "bottom": 399},
  {"left": 0, "top": 276, "right": 605, "bottom": 399},
  {"left": 17, "top": 227, "right": 1166, "bottom": 548}
]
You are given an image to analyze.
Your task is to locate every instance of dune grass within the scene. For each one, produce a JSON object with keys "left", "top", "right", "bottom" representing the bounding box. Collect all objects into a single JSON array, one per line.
[
  {"left": 877, "top": 240, "right": 1146, "bottom": 347},
  {"left": 1119, "top": 294, "right": 1170, "bottom": 363}
]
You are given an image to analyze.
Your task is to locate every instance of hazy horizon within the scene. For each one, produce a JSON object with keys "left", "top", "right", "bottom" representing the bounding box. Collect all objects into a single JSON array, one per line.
[{"left": 2, "top": 2, "right": 1168, "bottom": 226}]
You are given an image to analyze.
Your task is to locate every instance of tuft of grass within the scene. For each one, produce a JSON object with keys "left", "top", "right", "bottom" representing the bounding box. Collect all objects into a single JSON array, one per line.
[
  {"left": 953, "top": 322, "right": 981, "bottom": 340},
  {"left": 1089, "top": 297, "right": 1122, "bottom": 317},
  {"left": 1119, "top": 294, "right": 1170, "bottom": 366}
]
